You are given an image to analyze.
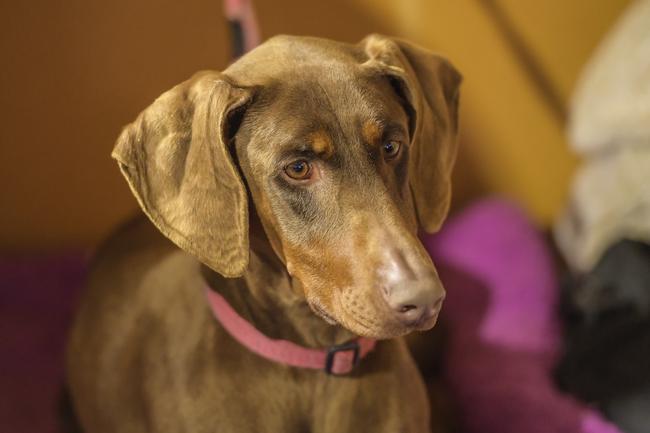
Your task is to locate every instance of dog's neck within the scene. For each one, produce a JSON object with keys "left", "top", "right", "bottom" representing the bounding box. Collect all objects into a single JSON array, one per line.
[{"left": 202, "top": 217, "right": 356, "bottom": 348}]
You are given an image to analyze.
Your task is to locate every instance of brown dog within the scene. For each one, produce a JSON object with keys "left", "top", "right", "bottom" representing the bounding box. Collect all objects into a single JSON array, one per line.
[{"left": 66, "top": 34, "right": 460, "bottom": 432}]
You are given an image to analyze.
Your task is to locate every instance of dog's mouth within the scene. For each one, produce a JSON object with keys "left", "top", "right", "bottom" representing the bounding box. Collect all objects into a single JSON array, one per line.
[
  {"left": 307, "top": 294, "right": 434, "bottom": 339},
  {"left": 410, "top": 311, "right": 440, "bottom": 331},
  {"left": 309, "top": 302, "right": 338, "bottom": 325}
]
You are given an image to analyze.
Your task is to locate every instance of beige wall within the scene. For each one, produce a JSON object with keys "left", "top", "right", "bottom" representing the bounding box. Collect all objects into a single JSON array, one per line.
[
  {"left": 351, "top": 0, "right": 629, "bottom": 221},
  {"left": 1, "top": 0, "right": 231, "bottom": 250},
  {"left": 0, "top": 0, "right": 629, "bottom": 250}
]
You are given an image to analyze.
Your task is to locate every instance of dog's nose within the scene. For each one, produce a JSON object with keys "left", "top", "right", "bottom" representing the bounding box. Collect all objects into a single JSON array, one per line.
[
  {"left": 375, "top": 240, "right": 445, "bottom": 327},
  {"left": 382, "top": 275, "right": 445, "bottom": 326}
]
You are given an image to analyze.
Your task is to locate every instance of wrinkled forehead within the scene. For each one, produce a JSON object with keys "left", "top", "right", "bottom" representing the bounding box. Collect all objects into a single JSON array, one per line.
[{"left": 248, "top": 69, "right": 408, "bottom": 153}]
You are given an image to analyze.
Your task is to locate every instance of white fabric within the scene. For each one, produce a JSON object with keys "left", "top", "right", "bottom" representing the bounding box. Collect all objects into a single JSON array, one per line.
[
  {"left": 569, "top": 0, "right": 650, "bottom": 155},
  {"left": 555, "top": 148, "right": 650, "bottom": 271},
  {"left": 556, "top": 0, "right": 650, "bottom": 272}
]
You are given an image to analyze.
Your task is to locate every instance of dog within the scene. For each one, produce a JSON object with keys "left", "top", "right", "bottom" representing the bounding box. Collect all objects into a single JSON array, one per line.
[{"left": 66, "top": 34, "right": 461, "bottom": 432}]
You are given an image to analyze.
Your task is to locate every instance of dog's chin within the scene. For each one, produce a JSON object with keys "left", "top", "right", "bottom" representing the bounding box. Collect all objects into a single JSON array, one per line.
[
  {"left": 350, "top": 307, "right": 441, "bottom": 339},
  {"left": 332, "top": 311, "right": 440, "bottom": 340}
]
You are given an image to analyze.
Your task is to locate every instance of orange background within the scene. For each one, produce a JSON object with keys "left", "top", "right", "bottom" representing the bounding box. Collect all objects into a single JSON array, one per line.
[{"left": 0, "top": 0, "right": 630, "bottom": 251}]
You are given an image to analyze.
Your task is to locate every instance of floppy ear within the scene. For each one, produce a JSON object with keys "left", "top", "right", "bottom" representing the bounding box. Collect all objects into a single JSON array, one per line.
[
  {"left": 361, "top": 34, "right": 462, "bottom": 233},
  {"left": 112, "top": 71, "right": 253, "bottom": 277}
]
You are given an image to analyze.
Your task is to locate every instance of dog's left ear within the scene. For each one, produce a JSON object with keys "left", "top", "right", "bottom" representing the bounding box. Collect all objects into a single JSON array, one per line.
[
  {"left": 112, "top": 71, "right": 253, "bottom": 277},
  {"left": 361, "top": 34, "right": 462, "bottom": 233}
]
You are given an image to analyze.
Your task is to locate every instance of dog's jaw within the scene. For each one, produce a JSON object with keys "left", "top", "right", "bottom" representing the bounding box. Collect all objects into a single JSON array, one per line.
[{"left": 309, "top": 300, "right": 339, "bottom": 325}]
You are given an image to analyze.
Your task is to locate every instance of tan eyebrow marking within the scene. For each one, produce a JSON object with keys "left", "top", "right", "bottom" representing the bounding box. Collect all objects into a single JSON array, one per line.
[
  {"left": 309, "top": 129, "right": 334, "bottom": 158},
  {"left": 362, "top": 120, "right": 382, "bottom": 148}
]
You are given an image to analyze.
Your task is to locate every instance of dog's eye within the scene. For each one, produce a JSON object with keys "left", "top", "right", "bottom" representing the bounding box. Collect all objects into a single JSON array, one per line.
[
  {"left": 284, "top": 160, "right": 312, "bottom": 180},
  {"left": 382, "top": 140, "right": 401, "bottom": 160}
]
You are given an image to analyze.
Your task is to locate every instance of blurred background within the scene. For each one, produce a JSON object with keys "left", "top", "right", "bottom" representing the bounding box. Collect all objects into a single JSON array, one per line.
[
  {"left": 3, "top": 1, "right": 648, "bottom": 433},
  {"left": 0, "top": 0, "right": 631, "bottom": 249}
]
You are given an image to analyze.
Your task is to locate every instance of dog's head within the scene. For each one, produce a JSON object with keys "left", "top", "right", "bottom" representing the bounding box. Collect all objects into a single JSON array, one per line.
[{"left": 112, "top": 35, "right": 461, "bottom": 339}]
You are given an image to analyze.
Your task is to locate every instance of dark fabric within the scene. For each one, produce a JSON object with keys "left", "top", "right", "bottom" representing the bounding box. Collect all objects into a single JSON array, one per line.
[
  {"left": 557, "top": 240, "right": 650, "bottom": 433},
  {"left": 228, "top": 19, "right": 245, "bottom": 59},
  {"left": 561, "top": 240, "right": 650, "bottom": 320}
]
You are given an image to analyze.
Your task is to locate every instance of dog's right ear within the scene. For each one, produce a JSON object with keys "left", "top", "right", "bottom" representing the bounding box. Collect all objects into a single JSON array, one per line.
[
  {"left": 361, "top": 34, "right": 461, "bottom": 234},
  {"left": 112, "top": 71, "right": 253, "bottom": 277}
]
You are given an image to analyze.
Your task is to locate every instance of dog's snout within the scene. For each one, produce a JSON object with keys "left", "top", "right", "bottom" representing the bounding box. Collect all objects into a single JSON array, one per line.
[
  {"left": 382, "top": 275, "right": 445, "bottom": 326},
  {"left": 378, "top": 247, "right": 445, "bottom": 327}
]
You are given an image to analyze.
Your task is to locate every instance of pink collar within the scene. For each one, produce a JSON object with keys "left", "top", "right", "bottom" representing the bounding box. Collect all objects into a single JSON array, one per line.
[{"left": 205, "top": 288, "right": 376, "bottom": 375}]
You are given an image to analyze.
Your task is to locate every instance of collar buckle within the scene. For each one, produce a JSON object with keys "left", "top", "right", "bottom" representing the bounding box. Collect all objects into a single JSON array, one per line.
[{"left": 325, "top": 341, "right": 360, "bottom": 375}]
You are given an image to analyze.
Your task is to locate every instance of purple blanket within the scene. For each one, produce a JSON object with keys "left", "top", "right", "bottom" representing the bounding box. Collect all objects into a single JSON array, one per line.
[
  {"left": 423, "top": 199, "right": 620, "bottom": 433},
  {"left": 0, "top": 201, "right": 621, "bottom": 432}
]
